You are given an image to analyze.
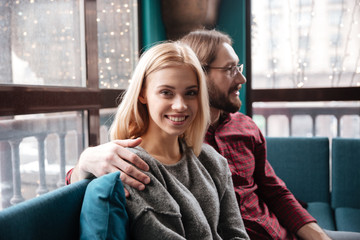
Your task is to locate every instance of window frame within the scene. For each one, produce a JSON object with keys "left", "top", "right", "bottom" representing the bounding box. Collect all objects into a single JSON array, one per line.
[
  {"left": 0, "top": 0, "right": 130, "bottom": 146},
  {"left": 245, "top": 0, "right": 360, "bottom": 117}
]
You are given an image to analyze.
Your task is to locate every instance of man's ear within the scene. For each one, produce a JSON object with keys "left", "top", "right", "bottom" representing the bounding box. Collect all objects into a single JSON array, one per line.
[{"left": 139, "top": 89, "right": 147, "bottom": 104}]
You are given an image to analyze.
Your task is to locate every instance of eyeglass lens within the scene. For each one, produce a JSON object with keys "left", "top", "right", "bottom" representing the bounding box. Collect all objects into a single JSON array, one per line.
[{"left": 231, "top": 65, "right": 243, "bottom": 77}]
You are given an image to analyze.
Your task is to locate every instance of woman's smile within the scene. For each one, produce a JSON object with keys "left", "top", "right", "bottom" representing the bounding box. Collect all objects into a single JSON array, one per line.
[{"left": 166, "top": 115, "right": 188, "bottom": 125}]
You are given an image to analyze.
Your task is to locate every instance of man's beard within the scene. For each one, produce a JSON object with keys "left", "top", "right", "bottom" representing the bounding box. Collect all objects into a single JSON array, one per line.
[{"left": 207, "top": 80, "right": 242, "bottom": 113}]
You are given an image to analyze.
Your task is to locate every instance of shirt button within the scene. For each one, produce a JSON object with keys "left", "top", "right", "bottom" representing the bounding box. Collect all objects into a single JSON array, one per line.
[{"left": 256, "top": 219, "right": 261, "bottom": 222}]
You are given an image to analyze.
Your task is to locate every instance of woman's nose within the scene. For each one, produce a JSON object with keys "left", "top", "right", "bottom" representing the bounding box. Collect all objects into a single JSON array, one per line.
[{"left": 172, "top": 96, "right": 187, "bottom": 111}]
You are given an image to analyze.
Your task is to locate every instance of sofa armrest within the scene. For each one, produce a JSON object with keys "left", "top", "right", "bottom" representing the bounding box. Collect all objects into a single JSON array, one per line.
[
  {"left": 0, "top": 179, "right": 90, "bottom": 240},
  {"left": 334, "top": 207, "right": 360, "bottom": 232}
]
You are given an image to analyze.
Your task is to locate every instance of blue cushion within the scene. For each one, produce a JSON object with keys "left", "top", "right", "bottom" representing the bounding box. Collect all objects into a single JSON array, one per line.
[
  {"left": 266, "top": 137, "right": 330, "bottom": 203},
  {"left": 306, "top": 202, "right": 335, "bottom": 230},
  {"left": 335, "top": 207, "right": 360, "bottom": 232},
  {"left": 0, "top": 179, "right": 90, "bottom": 240},
  {"left": 80, "top": 172, "right": 129, "bottom": 240},
  {"left": 332, "top": 138, "right": 360, "bottom": 209}
]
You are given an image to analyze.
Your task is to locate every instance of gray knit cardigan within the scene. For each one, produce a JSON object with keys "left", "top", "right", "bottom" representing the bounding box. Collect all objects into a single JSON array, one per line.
[{"left": 125, "top": 141, "right": 249, "bottom": 240}]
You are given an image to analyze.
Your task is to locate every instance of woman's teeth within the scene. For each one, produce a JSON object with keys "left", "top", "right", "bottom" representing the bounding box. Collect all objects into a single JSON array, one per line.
[{"left": 168, "top": 116, "right": 186, "bottom": 122}]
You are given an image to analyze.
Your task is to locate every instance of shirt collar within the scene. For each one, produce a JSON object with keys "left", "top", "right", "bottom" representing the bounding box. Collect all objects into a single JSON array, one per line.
[
  {"left": 219, "top": 112, "right": 231, "bottom": 125},
  {"left": 208, "top": 111, "right": 231, "bottom": 132}
]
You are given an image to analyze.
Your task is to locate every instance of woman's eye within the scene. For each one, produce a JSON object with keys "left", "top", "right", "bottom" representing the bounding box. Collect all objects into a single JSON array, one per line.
[
  {"left": 160, "top": 90, "right": 172, "bottom": 96},
  {"left": 186, "top": 90, "right": 198, "bottom": 96}
]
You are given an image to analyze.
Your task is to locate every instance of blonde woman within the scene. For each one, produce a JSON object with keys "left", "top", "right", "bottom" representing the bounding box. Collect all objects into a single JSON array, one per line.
[{"left": 109, "top": 41, "right": 249, "bottom": 240}]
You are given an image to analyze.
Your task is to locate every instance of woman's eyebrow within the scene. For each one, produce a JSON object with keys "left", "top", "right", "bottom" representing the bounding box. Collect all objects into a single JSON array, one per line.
[
  {"left": 157, "top": 84, "right": 175, "bottom": 89},
  {"left": 186, "top": 85, "right": 199, "bottom": 90},
  {"left": 156, "top": 85, "right": 198, "bottom": 89}
]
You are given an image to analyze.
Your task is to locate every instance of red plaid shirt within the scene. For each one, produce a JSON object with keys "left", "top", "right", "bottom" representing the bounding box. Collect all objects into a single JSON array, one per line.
[{"left": 205, "top": 112, "right": 316, "bottom": 240}]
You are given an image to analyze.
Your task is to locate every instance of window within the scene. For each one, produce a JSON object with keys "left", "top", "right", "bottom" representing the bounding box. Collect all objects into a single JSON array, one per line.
[
  {"left": 328, "top": 9, "right": 341, "bottom": 26},
  {"left": 249, "top": 0, "right": 360, "bottom": 138},
  {"left": 1, "top": 0, "right": 85, "bottom": 87},
  {"left": 298, "top": 35, "right": 310, "bottom": 50},
  {"left": 251, "top": 0, "right": 360, "bottom": 89},
  {"left": 0, "top": 0, "right": 138, "bottom": 210},
  {"left": 329, "top": 33, "right": 342, "bottom": 47},
  {"left": 97, "top": 0, "right": 138, "bottom": 89}
]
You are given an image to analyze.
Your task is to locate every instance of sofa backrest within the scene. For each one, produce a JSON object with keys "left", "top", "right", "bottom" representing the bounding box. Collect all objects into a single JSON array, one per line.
[
  {"left": 266, "top": 137, "right": 330, "bottom": 203},
  {"left": 332, "top": 138, "right": 360, "bottom": 209},
  {"left": 0, "top": 179, "right": 90, "bottom": 240}
]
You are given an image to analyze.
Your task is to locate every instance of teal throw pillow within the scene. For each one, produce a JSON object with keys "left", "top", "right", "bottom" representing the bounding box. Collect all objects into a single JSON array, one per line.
[{"left": 80, "top": 172, "right": 129, "bottom": 240}]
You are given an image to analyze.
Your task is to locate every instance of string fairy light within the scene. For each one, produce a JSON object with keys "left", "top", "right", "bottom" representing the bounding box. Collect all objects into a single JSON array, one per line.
[
  {"left": 331, "top": 0, "right": 346, "bottom": 86},
  {"left": 287, "top": 0, "right": 297, "bottom": 87},
  {"left": 252, "top": 0, "right": 359, "bottom": 89},
  {"left": 97, "top": 0, "right": 138, "bottom": 89},
  {"left": 354, "top": 5, "right": 360, "bottom": 87},
  {"left": 335, "top": 0, "right": 360, "bottom": 86},
  {"left": 267, "top": 0, "right": 278, "bottom": 88},
  {"left": 350, "top": 48, "right": 360, "bottom": 86},
  {"left": 295, "top": 0, "right": 315, "bottom": 88}
]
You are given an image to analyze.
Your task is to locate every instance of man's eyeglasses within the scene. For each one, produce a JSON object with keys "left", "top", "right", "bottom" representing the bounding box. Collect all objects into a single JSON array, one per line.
[{"left": 207, "top": 64, "right": 244, "bottom": 78}]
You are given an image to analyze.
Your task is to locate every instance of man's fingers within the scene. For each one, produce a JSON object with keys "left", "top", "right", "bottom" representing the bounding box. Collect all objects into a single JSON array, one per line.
[
  {"left": 101, "top": 165, "right": 147, "bottom": 194},
  {"left": 115, "top": 145, "right": 150, "bottom": 172},
  {"left": 113, "top": 138, "right": 142, "bottom": 148},
  {"left": 87, "top": 139, "right": 150, "bottom": 186},
  {"left": 113, "top": 138, "right": 149, "bottom": 172},
  {"left": 114, "top": 158, "right": 150, "bottom": 184},
  {"left": 119, "top": 172, "right": 146, "bottom": 191},
  {"left": 124, "top": 188, "right": 130, "bottom": 198}
]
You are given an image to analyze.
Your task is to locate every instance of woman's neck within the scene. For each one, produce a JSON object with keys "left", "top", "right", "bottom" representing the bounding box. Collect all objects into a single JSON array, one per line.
[{"left": 140, "top": 133, "right": 181, "bottom": 165}]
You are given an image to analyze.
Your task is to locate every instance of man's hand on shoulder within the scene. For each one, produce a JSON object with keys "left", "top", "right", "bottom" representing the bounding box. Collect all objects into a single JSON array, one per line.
[{"left": 70, "top": 138, "right": 150, "bottom": 197}]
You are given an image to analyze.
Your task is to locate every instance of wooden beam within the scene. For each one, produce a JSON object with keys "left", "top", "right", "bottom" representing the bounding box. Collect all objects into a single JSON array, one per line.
[{"left": 251, "top": 87, "right": 360, "bottom": 102}]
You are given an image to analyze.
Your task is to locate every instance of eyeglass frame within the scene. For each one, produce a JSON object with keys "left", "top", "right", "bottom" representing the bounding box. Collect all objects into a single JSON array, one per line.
[{"left": 205, "top": 64, "right": 244, "bottom": 78}]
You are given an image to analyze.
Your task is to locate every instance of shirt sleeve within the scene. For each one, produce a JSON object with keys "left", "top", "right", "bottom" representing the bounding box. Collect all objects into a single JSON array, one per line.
[
  {"left": 253, "top": 131, "right": 316, "bottom": 233},
  {"left": 218, "top": 166, "right": 250, "bottom": 240},
  {"left": 65, "top": 168, "right": 73, "bottom": 185}
]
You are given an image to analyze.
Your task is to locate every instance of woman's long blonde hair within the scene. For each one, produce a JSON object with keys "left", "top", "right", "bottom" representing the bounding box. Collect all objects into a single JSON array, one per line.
[{"left": 109, "top": 41, "right": 209, "bottom": 156}]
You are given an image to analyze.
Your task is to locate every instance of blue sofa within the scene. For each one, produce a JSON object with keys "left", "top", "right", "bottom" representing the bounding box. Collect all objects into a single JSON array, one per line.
[
  {"left": 266, "top": 137, "right": 360, "bottom": 232},
  {"left": 266, "top": 137, "right": 335, "bottom": 230},
  {"left": 331, "top": 138, "right": 360, "bottom": 232},
  {"left": 0, "top": 171, "right": 128, "bottom": 240},
  {"left": 0, "top": 180, "right": 90, "bottom": 240},
  {"left": 0, "top": 137, "right": 359, "bottom": 239}
]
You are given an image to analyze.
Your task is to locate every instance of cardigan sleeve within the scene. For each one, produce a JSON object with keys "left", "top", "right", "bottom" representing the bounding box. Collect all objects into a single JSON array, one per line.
[
  {"left": 218, "top": 167, "right": 250, "bottom": 240},
  {"left": 125, "top": 171, "right": 186, "bottom": 240},
  {"left": 200, "top": 144, "right": 250, "bottom": 240}
]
